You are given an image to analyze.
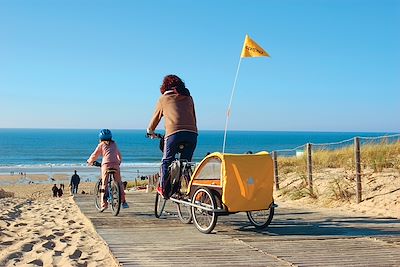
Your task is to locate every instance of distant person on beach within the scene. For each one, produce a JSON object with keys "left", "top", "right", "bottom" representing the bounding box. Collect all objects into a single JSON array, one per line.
[
  {"left": 87, "top": 129, "right": 129, "bottom": 211},
  {"left": 58, "top": 186, "right": 63, "bottom": 197},
  {"left": 52, "top": 184, "right": 58, "bottom": 197},
  {"left": 147, "top": 74, "right": 198, "bottom": 198},
  {"left": 70, "top": 170, "right": 80, "bottom": 195}
]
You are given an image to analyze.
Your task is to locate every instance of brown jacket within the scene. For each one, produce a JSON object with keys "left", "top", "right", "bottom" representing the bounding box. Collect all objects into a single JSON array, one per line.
[{"left": 148, "top": 92, "right": 197, "bottom": 137}]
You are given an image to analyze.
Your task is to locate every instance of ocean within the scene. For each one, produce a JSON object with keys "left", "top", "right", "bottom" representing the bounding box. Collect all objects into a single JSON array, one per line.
[{"left": 0, "top": 129, "right": 396, "bottom": 184}]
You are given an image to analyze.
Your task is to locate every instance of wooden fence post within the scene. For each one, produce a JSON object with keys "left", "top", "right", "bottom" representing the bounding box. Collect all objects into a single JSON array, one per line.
[
  {"left": 272, "top": 151, "right": 279, "bottom": 190},
  {"left": 307, "top": 143, "right": 313, "bottom": 193},
  {"left": 354, "top": 137, "right": 362, "bottom": 203}
]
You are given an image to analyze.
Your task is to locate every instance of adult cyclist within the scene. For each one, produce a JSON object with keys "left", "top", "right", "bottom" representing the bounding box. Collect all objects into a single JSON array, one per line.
[{"left": 147, "top": 74, "right": 198, "bottom": 198}]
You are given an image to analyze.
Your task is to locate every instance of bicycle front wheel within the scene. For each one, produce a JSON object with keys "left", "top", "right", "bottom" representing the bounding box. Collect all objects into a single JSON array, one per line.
[
  {"left": 94, "top": 179, "right": 102, "bottom": 211},
  {"left": 154, "top": 191, "right": 166, "bottom": 218},
  {"left": 110, "top": 180, "right": 121, "bottom": 216}
]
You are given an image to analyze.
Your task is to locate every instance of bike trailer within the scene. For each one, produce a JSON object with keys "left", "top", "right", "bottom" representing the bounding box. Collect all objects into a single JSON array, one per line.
[{"left": 189, "top": 151, "right": 274, "bottom": 212}]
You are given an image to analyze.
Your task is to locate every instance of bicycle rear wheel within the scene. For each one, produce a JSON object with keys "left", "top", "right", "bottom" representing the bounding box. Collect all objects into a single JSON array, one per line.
[
  {"left": 94, "top": 179, "right": 102, "bottom": 211},
  {"left": 154, "top": 191, "right": 166, "bottom": 218},
  {"left": 110, "top": 179, "right": 121, "bottom": 216}
]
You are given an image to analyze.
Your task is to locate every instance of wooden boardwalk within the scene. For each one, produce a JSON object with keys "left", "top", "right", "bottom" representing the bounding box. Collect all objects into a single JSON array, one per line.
[{"left": 75, "top": 191, "right": 400, "bottom": 266}]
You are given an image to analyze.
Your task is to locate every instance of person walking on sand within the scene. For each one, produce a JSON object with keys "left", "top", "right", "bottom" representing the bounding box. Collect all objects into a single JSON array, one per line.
[
  {"left": 87, "top": 129, "right": 129, "bottom": 211},
  {"left": 70, "top": 170, "right": 80, "bottom": 195},
  {"left": 147, "top": 74, "right": 198, "bottom": 198},
  {"left": 52, "top": 184, "right": 58, "bottom": 197}
]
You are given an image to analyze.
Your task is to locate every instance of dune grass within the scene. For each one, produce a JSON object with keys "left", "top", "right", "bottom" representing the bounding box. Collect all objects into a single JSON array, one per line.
[
  {"left": 276, "top": 141, "right": 400, "bottom": 201},
  {"left": 278, "top": 141, "right": 400, "bottom": 173}
]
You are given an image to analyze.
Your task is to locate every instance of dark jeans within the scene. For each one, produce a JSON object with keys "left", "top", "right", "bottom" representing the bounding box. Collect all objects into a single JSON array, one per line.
[
  {"left": 161, "top": 131, "right": 197, "bottom": 189},
  {"left": 71, "top": 184, "right": 79, "bottom": 194}
]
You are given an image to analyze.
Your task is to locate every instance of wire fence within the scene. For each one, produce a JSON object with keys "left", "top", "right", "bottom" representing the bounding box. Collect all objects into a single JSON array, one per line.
[{"left": 271, "top": 134, "right": 400, "bottom": 203}]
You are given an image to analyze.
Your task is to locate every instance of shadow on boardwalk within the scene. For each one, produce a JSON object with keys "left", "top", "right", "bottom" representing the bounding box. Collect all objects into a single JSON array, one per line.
[{"left": 230, "top": 209, "right": 400, "bottom": 237}]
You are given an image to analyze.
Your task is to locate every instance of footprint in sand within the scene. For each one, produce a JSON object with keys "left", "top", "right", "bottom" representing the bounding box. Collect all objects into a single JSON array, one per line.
[
  {"left": 54, "top": 250, "right": 62, "bottom": 256},
  {"left": 42, "top": 241, "right": 56, "bottom": 250},
  {"left": 60, "top": 236, "right": 72, "bottom": 243},
  {"left": 14, "top": 222, "right": 28, "bottom": 227},
  {"left": 77, "top": 262, "right": 88, "bottom": 267},
  {"left": 69, "top": 249, "right": 82, "bottom": 259},
  {"left": 53, "top": 231, "right": 64, "bottom": 237},
  {"left": 40, "top": 234, "right": 56, "bottom": 240},
  {"left": 67, "top": 220, "right": 76, "bottom": 224},
  {"left": 1, "top": 240, "right": 14, "bottom": 246},
  {"left": 22, "top": 242, "right": 35, "bottom": 252},
  {"left": 28, "top": 259, "right": 43, "bottom": 266},
  {"left": 6, "top": 251, "right": 23, "bottom": 261}
]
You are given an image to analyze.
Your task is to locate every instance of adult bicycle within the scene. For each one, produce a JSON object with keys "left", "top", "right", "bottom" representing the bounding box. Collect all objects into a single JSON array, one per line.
[
  {"left": 146, "top": 133, "right": 194, "bottom": 224},
  {"left": 92, "top": 161, "right": 121, "bottom": 216}
]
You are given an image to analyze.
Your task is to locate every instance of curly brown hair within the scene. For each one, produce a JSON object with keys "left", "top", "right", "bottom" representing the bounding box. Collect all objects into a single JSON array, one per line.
[{"left": 160, "top": 75, "right": 190, "bottom": 96}]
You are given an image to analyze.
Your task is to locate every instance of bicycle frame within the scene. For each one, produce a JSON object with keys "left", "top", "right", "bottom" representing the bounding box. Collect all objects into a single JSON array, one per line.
[{"left": 93, "top": 161, "right": 121, "bottom": 216}]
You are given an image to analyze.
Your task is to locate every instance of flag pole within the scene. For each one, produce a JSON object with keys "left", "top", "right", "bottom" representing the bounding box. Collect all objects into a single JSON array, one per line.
[{"left": 222, "top": 56, "right": 243, "bottom": 154}]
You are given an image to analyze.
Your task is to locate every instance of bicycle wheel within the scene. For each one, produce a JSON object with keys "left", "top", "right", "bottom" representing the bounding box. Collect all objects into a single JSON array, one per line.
[
  {"left": 94, "top": 179, "right": 102, "bottom": 211},
  {"left": 191, "top": 187, "right": 218, "bottom": 234},
  {"left": 110, "top": 179, "right": 121, "bottom": 216},
  {"left": 154, "top": 191, "right": 166, "bottom": 218},
  {"left": 177, "top": 201, "right": 192, "bottom": 224},
  {"left": 246, "top": 203, "right": 275, "bottom": 229}
]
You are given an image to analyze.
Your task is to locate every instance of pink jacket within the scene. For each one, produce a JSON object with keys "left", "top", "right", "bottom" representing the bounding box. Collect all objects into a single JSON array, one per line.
[{"left": 87, "top": 141, "right": 122, "bottom": 165}]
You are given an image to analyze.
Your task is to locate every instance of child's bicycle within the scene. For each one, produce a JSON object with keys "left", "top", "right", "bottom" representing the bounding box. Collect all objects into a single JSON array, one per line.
[
  {"left": 147, "top": 133, "right": 276, "bottom": 234},
  {"left": 146, "top": 133, "right": 194, "bottom": 224},
  {"left": 92, "top": 161, "right": 121, "bottom": 216}
]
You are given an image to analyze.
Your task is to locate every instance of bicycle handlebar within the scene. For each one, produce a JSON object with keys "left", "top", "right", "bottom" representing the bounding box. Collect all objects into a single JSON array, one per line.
[{"left": 92, "top": 161, "right": 101, "bottom": 167}]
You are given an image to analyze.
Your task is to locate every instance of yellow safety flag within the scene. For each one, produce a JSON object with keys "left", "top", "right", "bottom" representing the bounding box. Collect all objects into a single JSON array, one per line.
[{"left": 240, "top": 34, "right": 270, "bottom": 58}]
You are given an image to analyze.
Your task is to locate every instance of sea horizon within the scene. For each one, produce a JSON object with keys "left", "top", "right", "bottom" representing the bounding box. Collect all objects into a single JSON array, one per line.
[
  {"left": 1, "top": 128, "right": 398, "bottom": 185},
  {"left": 1, "top": 128, "right": 398, "bottom": 166}
]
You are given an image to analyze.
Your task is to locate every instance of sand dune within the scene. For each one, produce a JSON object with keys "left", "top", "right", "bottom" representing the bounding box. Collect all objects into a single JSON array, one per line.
[{"left": 275, "top": 167, "right": 400, "bottom": 219}]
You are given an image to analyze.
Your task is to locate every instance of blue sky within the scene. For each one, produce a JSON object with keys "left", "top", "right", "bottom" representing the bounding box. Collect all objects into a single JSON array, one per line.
[{"left": 0, "top": 0, "right": 399, "bottom": 132}]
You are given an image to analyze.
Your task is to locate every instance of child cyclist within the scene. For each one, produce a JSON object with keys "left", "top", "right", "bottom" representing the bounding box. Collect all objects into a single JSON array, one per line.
[{"left": 87, "top": 129, "right": 129, "bottom": 211}]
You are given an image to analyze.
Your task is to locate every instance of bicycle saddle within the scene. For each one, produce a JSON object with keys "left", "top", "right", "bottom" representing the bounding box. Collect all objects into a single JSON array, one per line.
[{"left": 106, "top": 168, "right": 117, "bottom": 173}]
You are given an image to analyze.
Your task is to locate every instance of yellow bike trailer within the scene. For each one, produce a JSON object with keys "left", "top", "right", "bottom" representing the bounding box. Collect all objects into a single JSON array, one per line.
[{"left": 187, "top": 151, "right": 275, "bottom": 233}]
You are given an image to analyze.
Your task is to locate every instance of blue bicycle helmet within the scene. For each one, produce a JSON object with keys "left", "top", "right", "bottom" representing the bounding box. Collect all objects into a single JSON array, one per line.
[{"left": 99, "top": 129, "right": 112, "bottom": 141}]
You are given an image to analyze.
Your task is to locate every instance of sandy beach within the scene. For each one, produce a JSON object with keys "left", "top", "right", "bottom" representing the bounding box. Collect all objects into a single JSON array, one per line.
[{"left": 0, "top": 181, "right": 119, "bottom": 267}]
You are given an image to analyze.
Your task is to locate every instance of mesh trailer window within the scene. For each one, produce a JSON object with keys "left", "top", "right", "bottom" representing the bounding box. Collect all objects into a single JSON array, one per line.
[{"left": 195, "top": 158, "right": 222, "bottom": 180}]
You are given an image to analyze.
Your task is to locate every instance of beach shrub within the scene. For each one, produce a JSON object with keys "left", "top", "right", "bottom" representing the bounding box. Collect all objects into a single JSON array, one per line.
[{"left": 327, "top": 177, "right": 354, "bottom": 201}]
